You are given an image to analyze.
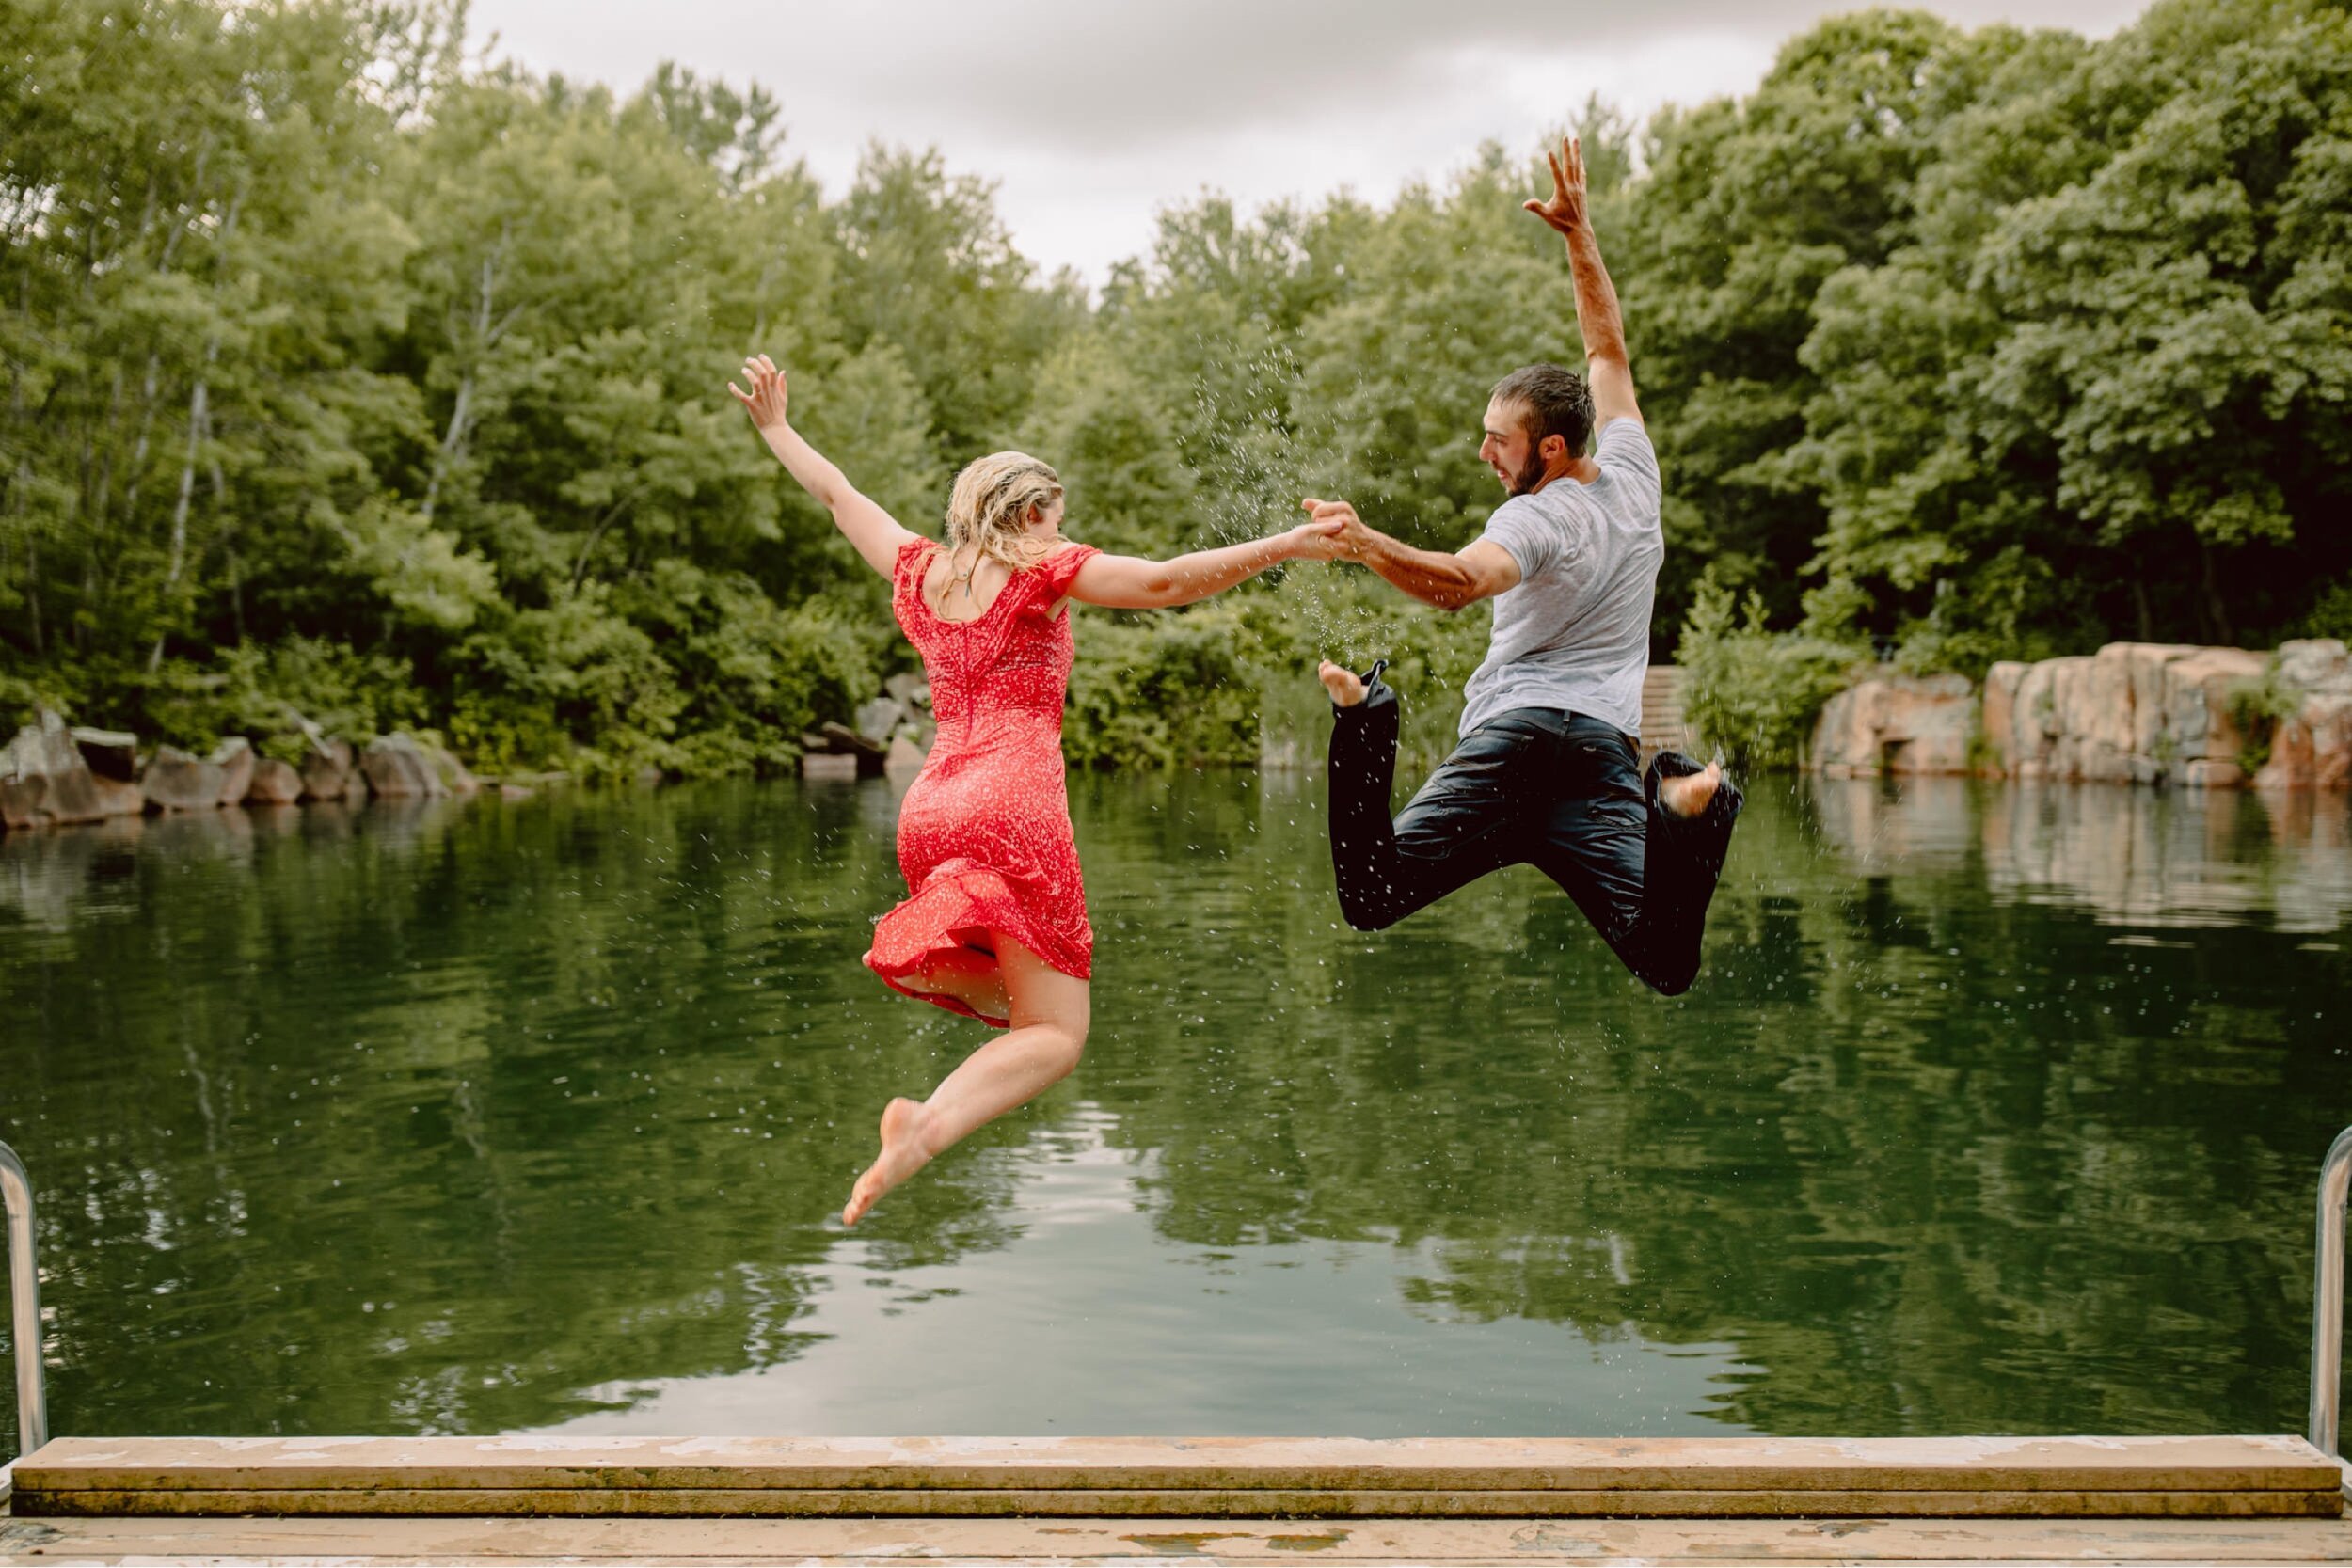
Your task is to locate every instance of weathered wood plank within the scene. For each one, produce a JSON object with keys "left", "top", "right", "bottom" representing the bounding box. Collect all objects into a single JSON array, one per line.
[
  {"left": 14, "top": 1484, "right": 2344, "bottom": 1519},
  {"left": 14, "top": 1434, "right": 2337, "bottom": 1495},
  {"left": 9, "top": 1512, "right": 2352, "bottom": 1562}
]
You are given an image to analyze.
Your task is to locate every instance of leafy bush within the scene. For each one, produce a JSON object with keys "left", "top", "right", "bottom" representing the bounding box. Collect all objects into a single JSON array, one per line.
[
  {"left": 1676, "top": 578, "right": 1866, "bottom": 769},
  {"left": 1066, "top": 608, "right": 1263, "bottom": 768},
  {"left": 621, "top": 563, "right": 887, "bottom": 778},
  {"left": 2226, "top": 661, "right": 2303, "bottom": 776},
  {"left": 455, "top": 584, "right": 685, "bottom": 779},
  {"left": 0, "top": 667, "right": 91, "bottom": 734},
  {"left": 143, "top": 641, "right": 431, "bottom": 754},
  {"left": 2301, "top": 584, "right": 2352, "bottom": 643}
]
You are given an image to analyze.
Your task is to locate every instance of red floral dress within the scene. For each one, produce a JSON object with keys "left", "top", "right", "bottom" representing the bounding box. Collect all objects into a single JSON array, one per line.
[{"left": 863, "top": 538, "right": 1100, "bottom": 1024}]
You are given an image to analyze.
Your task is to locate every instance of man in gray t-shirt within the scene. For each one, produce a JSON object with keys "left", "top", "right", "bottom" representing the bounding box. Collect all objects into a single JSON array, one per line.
[{"left": 1300, "top": 135, "right": 1742, "bottom": 997}]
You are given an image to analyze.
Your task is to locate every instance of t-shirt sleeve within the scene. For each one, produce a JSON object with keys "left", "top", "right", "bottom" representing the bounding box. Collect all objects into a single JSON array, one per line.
[
  {"left": 1595, "top": 419, "right": 1661, "bottom": 518},
  {"left": 1476, "top": 495, "right": 1560, "bottom": 579}
]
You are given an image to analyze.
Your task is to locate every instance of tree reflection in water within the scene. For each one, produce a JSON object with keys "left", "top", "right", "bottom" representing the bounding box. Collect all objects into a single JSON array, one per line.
[{"left": 0, "top": 773, "right": 2343, "bottom": 1446}]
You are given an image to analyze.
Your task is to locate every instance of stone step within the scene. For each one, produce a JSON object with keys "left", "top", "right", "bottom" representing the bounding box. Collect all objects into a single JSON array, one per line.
[{"left": 1642, "top": 664, "right": 1692, "bottom": 752}]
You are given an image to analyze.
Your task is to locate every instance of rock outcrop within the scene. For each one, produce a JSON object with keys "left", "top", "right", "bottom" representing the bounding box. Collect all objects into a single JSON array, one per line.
[
  {"left": 1, "top": 710, "right": 143, "bottom": 827},
  {"left": 71, "top": 727, "right": 139, "bottom": 780},
  {"left": 1983, "top": 642, "right": 2297, "bottom": 787},
  {"left": 143, "top": 746, "right": 229, "bottom": 812},
  {"left": 361, "top": 733, "right": 447, "bottom": 799},
  {"left": 355, "top": 732, "right": 477, "bottom": 798},
  {"left": 245, "top": 757, "right": 305, "bottom": 804},
  {"left": 300, "top": 737, "right": 357, "bottom": 801},
  {"left": 417, "top": 735, "right": 479, "bottom": 796},
  {"left": 802, "top": 677, "right": 935, "bottom": 779},
  {"left": 1810, "top": 673, "right": 1975, "bottom": 777},
  {"left": 2253, "top": 640, "right": 2352, "bottom": 791},
  {"left": 0, "top": 707, "right": 495, "bottom": 832},
  {"left": 1807, "top": 638, "right": 2352, "bottom": 789},
  {"left": 210, "top": 737, "right": 256, "bottom": 806}
]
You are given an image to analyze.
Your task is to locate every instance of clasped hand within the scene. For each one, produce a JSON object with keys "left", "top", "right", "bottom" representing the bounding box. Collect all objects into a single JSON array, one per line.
[{"left": 1298, "top": 498, "right": 1373, "bottom": 562}]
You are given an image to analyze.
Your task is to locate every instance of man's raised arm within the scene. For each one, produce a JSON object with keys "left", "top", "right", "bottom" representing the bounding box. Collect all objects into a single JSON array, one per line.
[{"left": 1523, "top": 135, "right": 1639, "bottom": 430}]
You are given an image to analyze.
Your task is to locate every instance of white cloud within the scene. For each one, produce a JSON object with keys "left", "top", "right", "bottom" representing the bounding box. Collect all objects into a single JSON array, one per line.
[{"left": 469, "top": 0, "right": 2155, "bottom": 281}]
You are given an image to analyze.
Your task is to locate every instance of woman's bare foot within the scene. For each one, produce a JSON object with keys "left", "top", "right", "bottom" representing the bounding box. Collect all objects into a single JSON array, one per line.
[
  {"left": 1318, "top": 660, "right": 1367, "bottom": 707},
  {"left": 843, "top": 1097, "right": 936, "bottom": 1227},
  {"left": 1659, "top": 761, "right": 1723, "bottom": 818}
]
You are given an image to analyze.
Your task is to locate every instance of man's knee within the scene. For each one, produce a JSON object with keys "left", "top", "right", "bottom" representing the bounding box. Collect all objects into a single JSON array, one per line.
[
  {"left": 1640, "top": 958, "right": 1700, "bottom": 997},
  {"left": 1337, "top": 885, "right": 1407, "bottom": 933}
]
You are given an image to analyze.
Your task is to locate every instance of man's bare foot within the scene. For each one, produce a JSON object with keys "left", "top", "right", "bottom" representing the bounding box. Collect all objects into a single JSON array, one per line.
[
  {"left": 1318, "top": 660, "right": 1366, "bottom": 707},
  {"left": 843, "top": 1097, "right": 935, "bottom": 1227},
  {"left": 1660, "top": 761, "right": 1723, "bottom": 818}
]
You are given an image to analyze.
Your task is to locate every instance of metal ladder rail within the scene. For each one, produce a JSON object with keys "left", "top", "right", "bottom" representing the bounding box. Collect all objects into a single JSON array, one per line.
[
  {"left": 2314, "top": 1124, "right": 2351, "bottom": 1461},
  {"left": 1, "top": 1138, "right": 46, "bottom": 1462}
]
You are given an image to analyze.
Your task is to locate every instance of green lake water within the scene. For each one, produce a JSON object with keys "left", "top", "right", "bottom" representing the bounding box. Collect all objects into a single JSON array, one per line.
[{"left": 1, "top": 769, "right": 2345, "bottom": 1449}]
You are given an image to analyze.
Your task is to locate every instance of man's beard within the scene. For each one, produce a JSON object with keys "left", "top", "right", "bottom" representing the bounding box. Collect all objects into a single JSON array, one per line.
[{"left": 1502, "top": 449, "right": 1548, "bottom": 497}]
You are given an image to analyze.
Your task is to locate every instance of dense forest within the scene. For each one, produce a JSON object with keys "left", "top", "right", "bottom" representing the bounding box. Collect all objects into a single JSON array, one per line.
[{"left": 4, "top": 0, "right": 2347, "bottom": 775}]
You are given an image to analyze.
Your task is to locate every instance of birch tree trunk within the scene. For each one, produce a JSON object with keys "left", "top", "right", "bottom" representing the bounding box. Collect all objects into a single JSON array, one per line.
[
  {"left": 144, "top": 185, "right": 243, "bottom": 674},
  {"left": 148, "top": 368, "right": 212, "bottom": 674},
  {"left": 421, "top": 230, "right": 516, "bottom": 526}
]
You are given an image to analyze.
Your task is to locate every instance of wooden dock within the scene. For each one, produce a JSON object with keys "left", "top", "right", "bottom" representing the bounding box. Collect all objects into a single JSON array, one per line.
[{"left": 5, "top": 1434, "right": 2348, "bottom": 1564}]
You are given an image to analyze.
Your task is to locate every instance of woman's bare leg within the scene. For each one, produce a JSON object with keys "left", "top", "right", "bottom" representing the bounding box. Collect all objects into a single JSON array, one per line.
[{"left": 843, "top": 933, "right": 1090, "bottom": 1226}]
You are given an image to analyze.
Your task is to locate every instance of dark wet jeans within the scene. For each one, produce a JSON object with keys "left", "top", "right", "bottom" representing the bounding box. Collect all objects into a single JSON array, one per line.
[{"left": 1327, "top": 672, "right": 1742, "bottom": 996}]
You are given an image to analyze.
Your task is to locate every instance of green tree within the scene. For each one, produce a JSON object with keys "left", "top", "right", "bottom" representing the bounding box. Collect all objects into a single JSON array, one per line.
[
  {"left": 1618, "top": 9, "right": 1983, "bottom": 638},
  {"left": 1789, "top": 0, "right": 2352, "bottom": 667}
]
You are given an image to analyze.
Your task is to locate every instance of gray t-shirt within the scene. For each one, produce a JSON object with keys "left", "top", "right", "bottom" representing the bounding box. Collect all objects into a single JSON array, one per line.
[{"left": 1458, "top": 419, "right": 1661, "bottom": 737}]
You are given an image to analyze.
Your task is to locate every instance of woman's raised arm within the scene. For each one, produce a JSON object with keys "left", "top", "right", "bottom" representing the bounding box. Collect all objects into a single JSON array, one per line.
[
  {"left": 729, "top": 355, "right": 920, "bottom": 577},
  {"left": 1066, "top": 521, "right": 1345, "bottom": 610}
]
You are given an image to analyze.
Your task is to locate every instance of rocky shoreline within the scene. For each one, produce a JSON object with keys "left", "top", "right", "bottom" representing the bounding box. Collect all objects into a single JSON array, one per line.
[
  {"left": 0, "top": 710, "right": 499, "bottom": 833},
  {"left": 796, "top": 673, "right": 934, "bottom": 782},
  {"left": 1808, "top": 638, "right": 2352, "bottom": 788},
  {"left": 3, "top": 675, "right": 938, "bottom": 833}
]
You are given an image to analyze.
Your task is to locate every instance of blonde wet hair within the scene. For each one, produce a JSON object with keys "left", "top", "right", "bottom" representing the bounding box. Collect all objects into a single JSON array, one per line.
[{"left": 944, "top": 451, "right": 1064, "bottom": 578}]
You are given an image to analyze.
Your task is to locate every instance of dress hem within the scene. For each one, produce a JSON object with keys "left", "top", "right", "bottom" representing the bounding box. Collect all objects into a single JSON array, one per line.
[{"left": 863, "top": 861, "right": 1092, "bottom": 1028}]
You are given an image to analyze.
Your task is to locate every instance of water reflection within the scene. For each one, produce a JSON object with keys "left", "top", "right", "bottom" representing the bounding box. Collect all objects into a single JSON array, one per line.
[
  {"left": 0, "top": 774, "right": 2344, "bottom": 1449},
  {"left": 1814, "top": 776, "right": 2352, "bottom": 932},
  {"left": 539, "top": 1109, "right": 1745, "bottom": 1437}
]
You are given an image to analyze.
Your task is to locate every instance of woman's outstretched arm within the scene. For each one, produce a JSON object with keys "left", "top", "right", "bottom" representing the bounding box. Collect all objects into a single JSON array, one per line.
[
  {"left": 1066, "top": 522, "right": 1345, "bottom": 610},
  {"left": 729, "top": 354, "right": 919, "bottom": 577}
]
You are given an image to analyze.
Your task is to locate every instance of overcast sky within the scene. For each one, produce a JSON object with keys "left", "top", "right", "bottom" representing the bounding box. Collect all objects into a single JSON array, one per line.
[{"left": 469, "top": 0, "right": 2153, "bottom": 282}]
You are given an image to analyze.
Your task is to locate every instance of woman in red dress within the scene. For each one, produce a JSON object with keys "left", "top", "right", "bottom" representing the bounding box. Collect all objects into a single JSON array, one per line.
[{"left": 731, "top": 356, "right": 1343, "bottom": 1225}]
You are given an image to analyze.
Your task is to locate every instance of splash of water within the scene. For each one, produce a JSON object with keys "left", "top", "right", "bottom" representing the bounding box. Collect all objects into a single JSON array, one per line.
[{"left": 1173, "top": 333, "right": 1375, "bottom": 659}]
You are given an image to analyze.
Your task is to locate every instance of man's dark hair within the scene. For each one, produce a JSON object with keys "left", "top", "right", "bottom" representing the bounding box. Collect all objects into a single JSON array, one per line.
[{"left": 1491, "top": 363, "right": 1594, "bottom": 454}]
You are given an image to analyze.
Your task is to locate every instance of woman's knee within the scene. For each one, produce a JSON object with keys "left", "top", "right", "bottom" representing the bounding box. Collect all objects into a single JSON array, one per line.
[{"left": 1040, "top": 1022, "right": 1088, "bottom": 1079}]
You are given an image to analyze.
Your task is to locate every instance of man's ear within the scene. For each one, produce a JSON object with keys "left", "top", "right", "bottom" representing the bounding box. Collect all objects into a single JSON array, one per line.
[{"left": 1539, "top": 433, "right": 1569, "bottom": 466}]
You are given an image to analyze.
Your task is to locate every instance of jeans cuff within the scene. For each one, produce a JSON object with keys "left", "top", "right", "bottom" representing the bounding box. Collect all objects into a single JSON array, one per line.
[{"left": 1332, "top": 658, "right": 1396, "bottom": 722}]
